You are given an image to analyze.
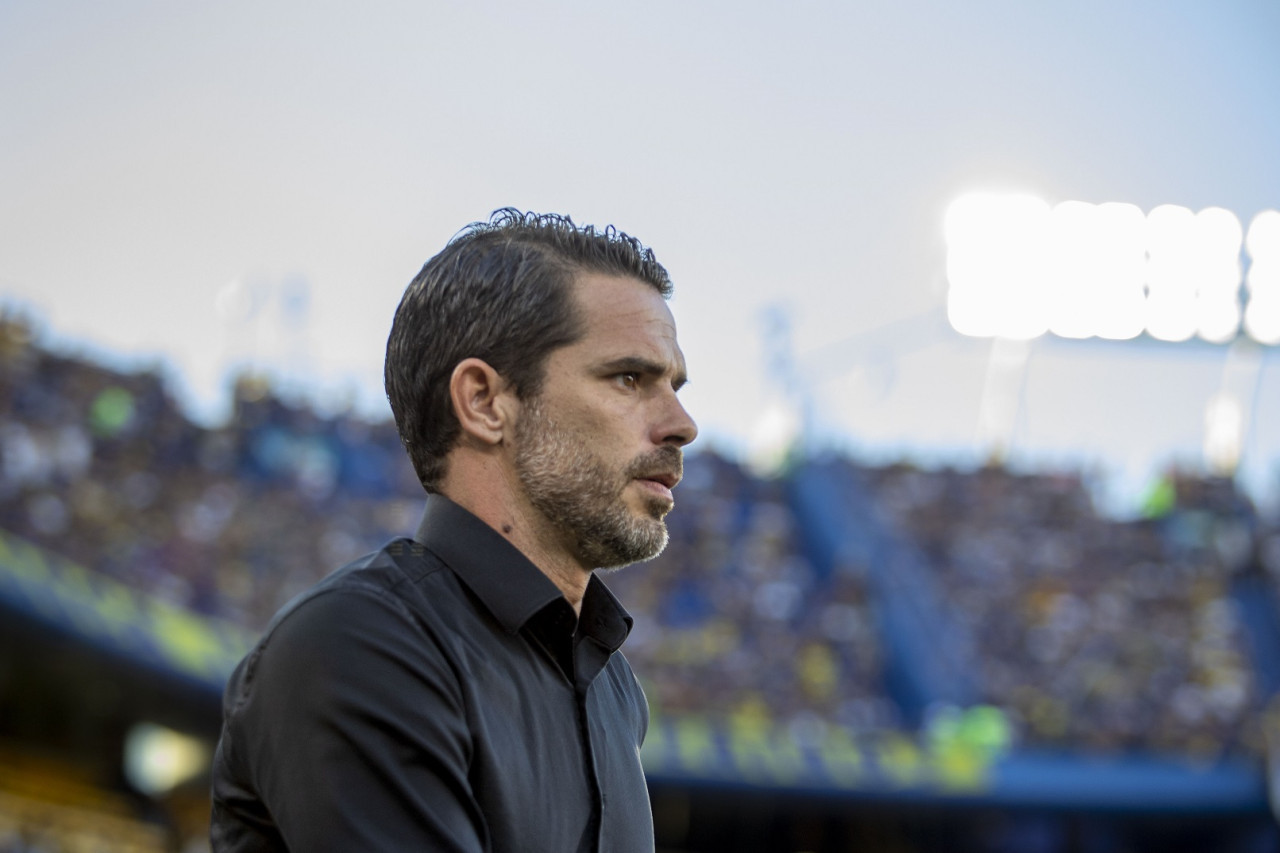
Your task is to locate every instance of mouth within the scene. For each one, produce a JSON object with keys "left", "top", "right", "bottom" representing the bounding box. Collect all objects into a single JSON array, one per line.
[
  {"left": 629, "top": 447, "right": 684, "bottom": 507},
  {"left": 633, "top": 470, "right": 680, "bottom": 504},
  {"left": 638, "top": 471, "right": 680, "bottom": 490}
]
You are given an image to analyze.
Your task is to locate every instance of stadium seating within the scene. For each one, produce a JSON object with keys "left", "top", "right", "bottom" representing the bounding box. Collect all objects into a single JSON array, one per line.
[{"left": 3, "top": 311, "right": 1280, "bottom": 848}]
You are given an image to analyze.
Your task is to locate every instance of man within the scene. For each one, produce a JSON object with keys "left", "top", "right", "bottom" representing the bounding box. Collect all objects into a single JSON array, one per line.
[{"left": 210, "top": 209, "right": 698, "bottom": 851}]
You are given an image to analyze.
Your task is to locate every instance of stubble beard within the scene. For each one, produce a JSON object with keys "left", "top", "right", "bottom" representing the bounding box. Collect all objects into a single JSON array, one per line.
[{"left": 514, "top": 396, "right": 680, "bottom": 570}]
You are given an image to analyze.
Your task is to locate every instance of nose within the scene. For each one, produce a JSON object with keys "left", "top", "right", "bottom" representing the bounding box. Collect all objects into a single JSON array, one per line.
[{"left": 655, "top": 392, "right": 698, "bottom": 448}]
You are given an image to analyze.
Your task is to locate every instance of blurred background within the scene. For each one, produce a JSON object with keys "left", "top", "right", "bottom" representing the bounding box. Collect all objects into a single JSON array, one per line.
[{"left": 2, "top": 1, "right": 1280, "bottom": 850}]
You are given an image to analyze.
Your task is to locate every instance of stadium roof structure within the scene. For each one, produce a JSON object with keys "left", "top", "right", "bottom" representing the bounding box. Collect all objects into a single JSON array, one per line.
[{"left": 0, "top": 529, "right": 254, "bottom": 703}]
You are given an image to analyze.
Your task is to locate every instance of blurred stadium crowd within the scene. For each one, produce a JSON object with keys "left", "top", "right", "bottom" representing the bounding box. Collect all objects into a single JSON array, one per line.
[{"left": 3, "top": 310, "right": 1280, "bottom": 849}]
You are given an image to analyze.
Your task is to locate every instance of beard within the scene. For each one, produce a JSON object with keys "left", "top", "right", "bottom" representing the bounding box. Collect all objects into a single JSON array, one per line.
[{"left": 514, "top": 395, "right": 682, "bottom": 570}]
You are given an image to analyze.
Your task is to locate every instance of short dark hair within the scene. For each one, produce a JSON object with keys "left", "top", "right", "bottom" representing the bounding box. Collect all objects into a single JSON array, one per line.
[{"left": 385, "top": 208, "right": 673, "bottom": 493}]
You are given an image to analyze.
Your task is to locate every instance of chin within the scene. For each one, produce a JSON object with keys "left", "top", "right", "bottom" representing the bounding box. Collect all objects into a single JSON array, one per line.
[{"left": 632, "top": 494, "right": 673, "bottom": 521}]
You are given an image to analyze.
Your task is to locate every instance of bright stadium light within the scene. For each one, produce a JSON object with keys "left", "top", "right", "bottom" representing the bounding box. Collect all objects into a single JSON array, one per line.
[
  {"left": 1246, "top": 209, "right": 1280, "bottom": 259},
  {"left": 1246, "top": 294, "right": 1280, "bottom": 345},
  {"left": 945, "top": 194, "right": 1268, "bottom": 346},
  {"left": 945, "top": 192, "right": 1051, "bottom": 340},
  {"left": 1204, "top": 392, "right": 1244, "bottom": 475},
  {"left": 124, "top": 722, "right": 211, "bottom": 795},
  {"left": 1046, "top": 200, "right": 1145, "bottom": 340},
  {"left": 1193, "top": 207, "right": 1243, "bottom": 344},
  {"left": 1144, "top": 205, "right": 1200, "bottom": 342},
  {"left": 1246, "top": 210, "right": 1280, "bottom": 345}
]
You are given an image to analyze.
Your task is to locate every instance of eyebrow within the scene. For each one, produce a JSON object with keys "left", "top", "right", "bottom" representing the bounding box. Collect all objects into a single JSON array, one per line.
[{"left": 597, "top": 356, "right": 689, "bottom": 391}]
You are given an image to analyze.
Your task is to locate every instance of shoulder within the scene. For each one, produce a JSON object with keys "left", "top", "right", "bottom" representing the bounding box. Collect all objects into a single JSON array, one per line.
[
  {"left": 223, "top": 540, "right": 466, "bottom": 717},
  {"left": 212, "top": 544, "right": 491, "bottom": 850},
  {"left": 270, "top": 536, "right": 462, "bottom": 636}
]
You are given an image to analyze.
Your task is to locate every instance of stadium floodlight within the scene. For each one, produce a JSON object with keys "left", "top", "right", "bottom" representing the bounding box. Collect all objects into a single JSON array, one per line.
[
  {"left": 946, "top": 193, "right": 1265, "bottom": 346},
  {"left": 1246, "top": 210, "right": 1280, "bottom": 345},
  {"left": 945, "top": 192, "right": 1051, "bottom": 340},
  {"left": 1246, "top": 294, "right": 1280, "bottom": 345},
  {"left": 124, "top": 722, "right": 211, "bottom": 796},
  {"left": 1204, "top": 391, "right": 1244, "bottom": 475},
  {"left": 1046, "top": 200, "right": 1145, "bottom": 340},
  {"left": 1194, "top": 207, "right": 1244, "bottom": 344},
  {"left": 1142, "top": 204, "right": 1243, "bottom": 343},
  {"left": 1144, "top": 205, "right": 1200, "bottom": 342}
]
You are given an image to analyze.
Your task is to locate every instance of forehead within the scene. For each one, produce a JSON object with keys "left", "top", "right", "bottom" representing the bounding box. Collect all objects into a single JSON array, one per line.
[{"left": 568, "top": 273, "right": 683, "bottom": 358}]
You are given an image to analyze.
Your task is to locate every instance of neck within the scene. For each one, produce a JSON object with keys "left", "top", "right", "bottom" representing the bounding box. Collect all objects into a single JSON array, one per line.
[{"left": 441, "top": 454, "right": 591, "bottom": 614}]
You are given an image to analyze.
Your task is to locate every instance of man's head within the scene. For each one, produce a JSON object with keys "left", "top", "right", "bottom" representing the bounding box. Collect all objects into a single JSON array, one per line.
[
  {"left": 507, "top": 270, "right": 696, "bottom": 568},
  {"left": 385, "top": 209, "right": 675, "bottom": 494}
]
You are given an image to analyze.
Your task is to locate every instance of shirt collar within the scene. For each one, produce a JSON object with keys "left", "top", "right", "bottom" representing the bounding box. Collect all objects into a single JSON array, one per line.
[
  {"left": 413, "top": 493, "right": 632, "bottom": 648},
  {"left": 577, "top": 574, "right": 633, "bottom": 653}
]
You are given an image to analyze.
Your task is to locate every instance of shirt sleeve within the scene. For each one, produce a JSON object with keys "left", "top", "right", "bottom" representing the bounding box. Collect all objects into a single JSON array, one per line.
[{"left": 220, "top": 584, "right": 487, "bottom": 851}]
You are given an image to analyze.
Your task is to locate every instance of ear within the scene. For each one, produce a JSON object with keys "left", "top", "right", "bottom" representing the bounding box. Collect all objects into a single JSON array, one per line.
[{"left": 449, "top": 358, "right": 516, "bottom": 445}]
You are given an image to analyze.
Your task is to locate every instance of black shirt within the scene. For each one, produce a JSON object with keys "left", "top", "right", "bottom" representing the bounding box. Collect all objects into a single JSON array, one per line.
[{"left": 210, "top": 494, "right": 654, "bottom": 852}]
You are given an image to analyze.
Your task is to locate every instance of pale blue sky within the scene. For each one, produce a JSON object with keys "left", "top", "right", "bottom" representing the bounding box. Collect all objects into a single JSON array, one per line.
[{"left": 3, "top": 1, "right": 1279, "bottom": 510}]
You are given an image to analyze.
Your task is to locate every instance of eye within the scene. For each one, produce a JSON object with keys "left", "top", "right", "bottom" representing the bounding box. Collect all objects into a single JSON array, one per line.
[{"left": 615, "top": 372, "right": 640, "bottom": 390}]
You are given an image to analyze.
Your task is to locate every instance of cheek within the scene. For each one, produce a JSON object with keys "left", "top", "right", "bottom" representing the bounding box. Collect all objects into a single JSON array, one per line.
[
  {"left": 543, "top": 389, "right": 648, "bottom": 462},
  {"left": 567, "top": 401, "right": 642, "bottom": 445}
]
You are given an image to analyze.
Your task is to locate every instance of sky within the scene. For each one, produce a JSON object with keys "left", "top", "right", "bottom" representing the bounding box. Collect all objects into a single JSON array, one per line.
[{"left": 2, "top": 1, "right": 1280, "bottom": 512}]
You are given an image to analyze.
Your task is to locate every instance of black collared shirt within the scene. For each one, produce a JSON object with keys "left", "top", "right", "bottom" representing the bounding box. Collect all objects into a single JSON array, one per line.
[{"left": 210, "top": 495, "right": 653, "bottom": 852}]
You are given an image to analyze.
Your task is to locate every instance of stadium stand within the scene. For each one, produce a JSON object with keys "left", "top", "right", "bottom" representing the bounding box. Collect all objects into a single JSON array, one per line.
[
  {"left": 0, "top": 747, "right": 170, "bottom": 853},
  {"left": 842, "top": 458, "right": 1263, "bottom": 759},
  {"left": 3, "top": 310, "right": 1280, "bottom": 850}
]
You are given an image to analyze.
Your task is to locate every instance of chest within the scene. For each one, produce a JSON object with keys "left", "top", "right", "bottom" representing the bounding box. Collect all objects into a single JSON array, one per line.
[{"left": 453, "top": 635, "right": 652, "bottom": 852}]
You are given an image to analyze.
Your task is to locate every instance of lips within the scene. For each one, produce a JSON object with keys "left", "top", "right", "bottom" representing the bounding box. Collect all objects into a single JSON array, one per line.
[
  {"left": 632, "top": 469, "right": 681, "bottom": 508},
  {"left": 628, "top": 447, "right": 683, "bottom": 500},
  {"left": 638, "top": 471, "right": 680, "bottom": 490}
]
